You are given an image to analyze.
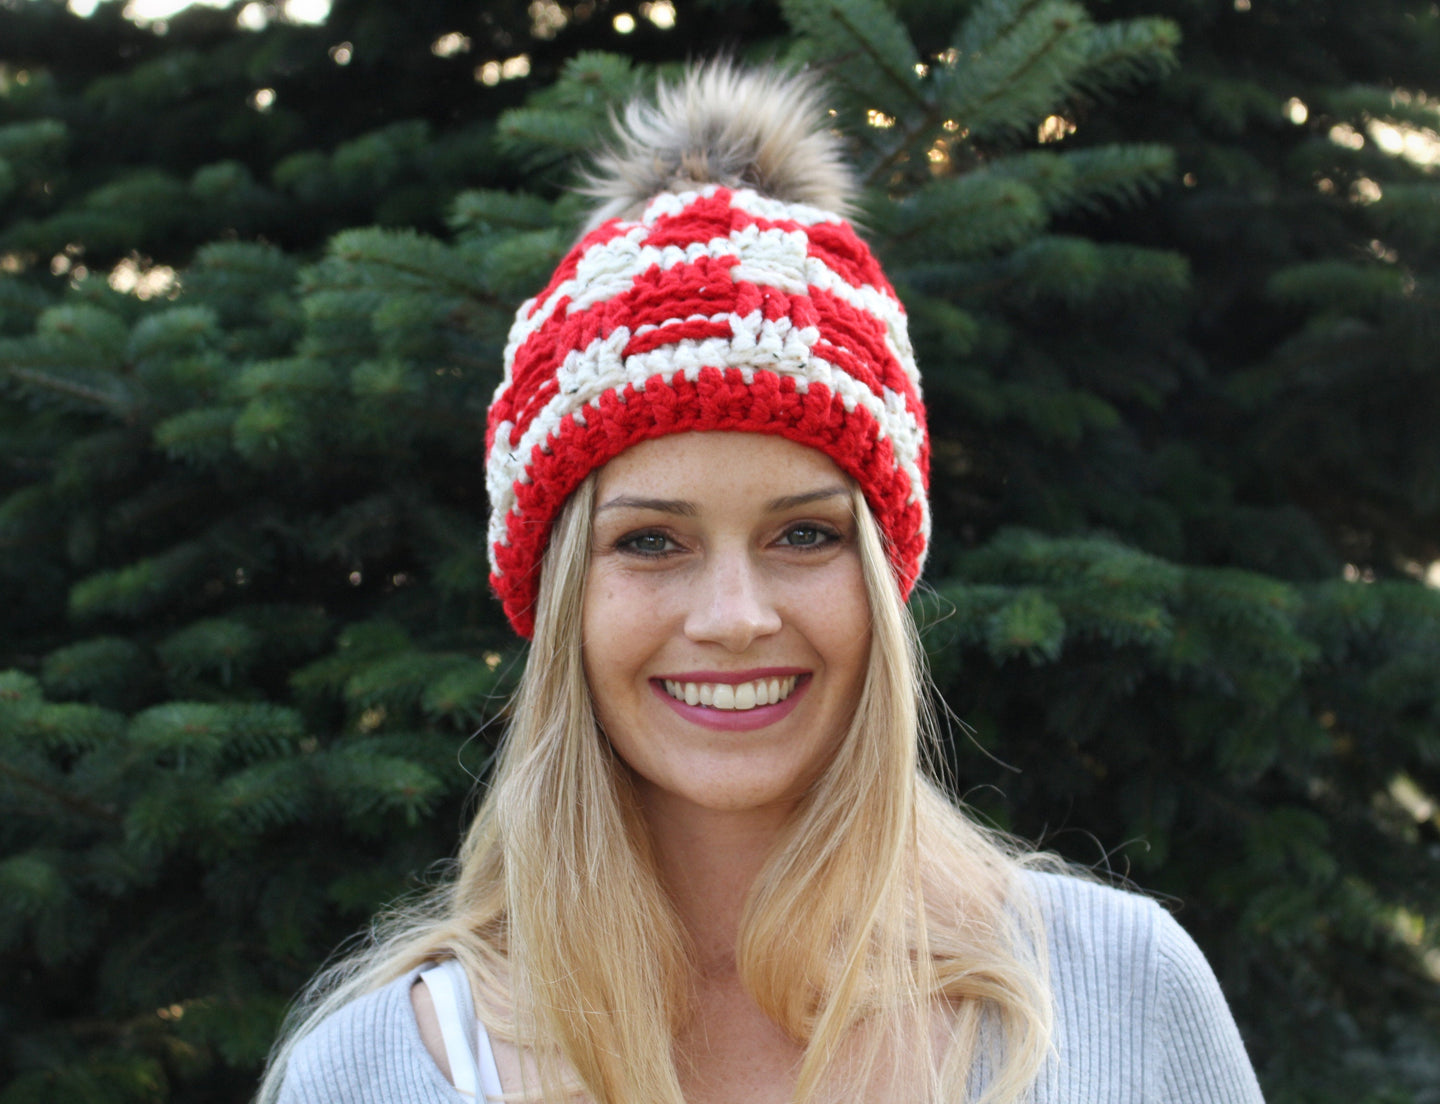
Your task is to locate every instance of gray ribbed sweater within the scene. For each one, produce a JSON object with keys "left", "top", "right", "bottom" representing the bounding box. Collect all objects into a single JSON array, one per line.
[{"left": 276, "top": 872, "right": 1264, "bottom": 1102}]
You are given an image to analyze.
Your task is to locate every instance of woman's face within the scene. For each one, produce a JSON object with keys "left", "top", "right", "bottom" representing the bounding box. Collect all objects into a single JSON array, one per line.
[{"left": 582, "top": 432, "right": 871, "bottom": 824}]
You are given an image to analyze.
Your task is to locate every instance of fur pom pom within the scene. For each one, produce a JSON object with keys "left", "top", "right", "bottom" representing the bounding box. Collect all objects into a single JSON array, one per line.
[{"left": 579, "top": 61, "right": 856, "bottom": 231}]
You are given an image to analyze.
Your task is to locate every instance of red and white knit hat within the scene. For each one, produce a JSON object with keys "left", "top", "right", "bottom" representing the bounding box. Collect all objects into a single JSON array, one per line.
[{"left": 485, "top": 184, "right": 929, "bottom": 638}]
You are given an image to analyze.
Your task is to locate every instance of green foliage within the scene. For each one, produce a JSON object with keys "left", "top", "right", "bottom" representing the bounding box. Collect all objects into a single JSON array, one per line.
[
  {"left": 782, "top": 0, "right": 924, "bottom": 119},
  {"left": 1, "top": 0, "right": 1437, "bottom": 1100},
  {"left": 1018, "top": 143, "right": 1177, "bottom": 215},
  {"left": 68, "top": 543, "right": 211, "bottom": 621},
  {"left": 152, "top": 406, "right": 238, "bottom": 465},
  {"left": 497, "top": 52, "right": 647, "bottom": 172},
  {"left": 0, "top": 118, "right": 68, "bottom": 167},
  {"left": 41, "top": 637, "right": 150, "bottom": 705},
  {"left": 448, "top": 188, "right": 559, "bottom": 236},
  {"left": 156, "top": 619, "right": 262, "bottom": 687},
  {"left": 1072, "top": 15, "right": 1180, "bottom": 95},
  {"left": 1370, "top": 184, "right": 1440, "bottom": 252},
  {"left": 881, "top": 171, "right": 1050, "bottom": 258},
  {"left": 1004, "top": 235, "right": 1190, "bottom": 307},
  {"left": 1267, "top": 261, "right": 1412, "bottom": 313},
  {"left": 940, "top": 0, "right": 1095, "bottom": 140}
]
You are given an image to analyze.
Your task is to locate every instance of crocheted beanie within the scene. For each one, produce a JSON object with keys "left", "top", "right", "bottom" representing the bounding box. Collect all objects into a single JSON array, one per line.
[{"left": 485, "top": 184, "right": 929, "bottom": 638}]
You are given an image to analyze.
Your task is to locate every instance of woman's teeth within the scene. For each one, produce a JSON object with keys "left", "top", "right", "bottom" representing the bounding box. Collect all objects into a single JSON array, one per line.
[{"left": 662, "top": 676, "right": 799, "bottom": 711}]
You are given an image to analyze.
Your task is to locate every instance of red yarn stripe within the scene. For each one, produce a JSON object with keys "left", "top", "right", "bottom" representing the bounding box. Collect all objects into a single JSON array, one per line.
[
  {"left": 624, "top": 318, "right": 735, "bottom": 357},
  {"left": 804, "top": 291, "right": 914, "bottom": 400},
  {"left": 641, "top": 187, "right": 839, "bottom": 247},
  {"left": 643, "top": 189, "right": 750, "bottom": 246}
]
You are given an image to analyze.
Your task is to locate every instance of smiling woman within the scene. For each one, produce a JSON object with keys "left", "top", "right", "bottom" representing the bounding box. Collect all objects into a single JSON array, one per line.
[
  {"left": 584, "top": 433, "right": 870, "bottom": 821},
  {"left": 258, "top": 61, "right": 1265, "bottom": 1104}
]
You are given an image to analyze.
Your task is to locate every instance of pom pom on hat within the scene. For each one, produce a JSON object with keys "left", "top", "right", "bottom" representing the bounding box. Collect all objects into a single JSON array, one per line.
[{"left": 485, "top": 182, "right": 930, "bottom": 638}]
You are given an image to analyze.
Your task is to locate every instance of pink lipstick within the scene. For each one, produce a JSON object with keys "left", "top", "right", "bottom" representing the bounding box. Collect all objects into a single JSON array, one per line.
[{"left": 650, "top": 672, "right": 810, "bottom": 732}]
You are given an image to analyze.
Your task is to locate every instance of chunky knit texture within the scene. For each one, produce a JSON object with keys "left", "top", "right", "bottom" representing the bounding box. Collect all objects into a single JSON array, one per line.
[
  {"left": 275, "top": 873, "right": 1266, "bottom": 1103},
  {"left": 485, "top": 184, "right": 929, "bottom": 637}
]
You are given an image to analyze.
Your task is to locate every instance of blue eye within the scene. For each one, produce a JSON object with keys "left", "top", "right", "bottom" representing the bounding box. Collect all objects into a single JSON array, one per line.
[{"left": 618, "top": 531, "right": 676, "bottom": 556}]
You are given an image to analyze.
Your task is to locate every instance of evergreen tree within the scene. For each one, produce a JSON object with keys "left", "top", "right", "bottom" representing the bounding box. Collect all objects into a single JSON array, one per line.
[{"left": 1, "top": 1, "right": 1436, "bottom": 1101}]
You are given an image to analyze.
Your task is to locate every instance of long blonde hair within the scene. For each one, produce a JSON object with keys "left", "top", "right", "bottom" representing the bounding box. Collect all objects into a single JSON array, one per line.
[{"left": 257, "top": 473, "right": 1053, "bottom": 1104}]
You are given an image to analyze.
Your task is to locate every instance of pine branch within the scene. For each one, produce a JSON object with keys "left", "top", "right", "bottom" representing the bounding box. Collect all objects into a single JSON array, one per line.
[
  {"left": 320, "top": 228, "right": 497, "bottom": 302},
  {"left": 823, "top": 1, "right": 930, "bottom": 115},
  {"left": 0, "top": 759, "right": 121, "bottom": 824},
  {"left": 1072, "top": 16, "right": 1181, "bottom": 99},
  {"left": 1037, "top": 144, "right": 1176, "bottom": 216},
  {"left": 932, "top": 0, "right": 1094, "bottom": 142},
  {"left": 4, "top": 365, "right": 136, "bottom": 420},
  {"left": 877, "top": 173, "right": 1048, "bottom": 259},
  {"left": 861, "top": 108, "right": 945, "bottom": 191}
]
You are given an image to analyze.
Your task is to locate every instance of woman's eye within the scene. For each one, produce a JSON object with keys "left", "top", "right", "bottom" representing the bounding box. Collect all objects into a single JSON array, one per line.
[
  {"left": 779, "top": 524, "right": 835, "bottom": 548},
  {"left": 618, "top": 531, "right": 676, "bottom": 556}
]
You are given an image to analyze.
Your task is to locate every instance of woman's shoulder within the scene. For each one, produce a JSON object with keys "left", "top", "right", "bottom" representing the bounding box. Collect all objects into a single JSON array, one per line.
[
  {"left": 1018, "top": 868, "right": 1265, "bottom": 1102},
  {"left": 1021, "top": 868, "right": 1185, "bottom": 1022},
  {"left": 1022, "top": 866, "right": 1179, "bottom": 966},
  {"left": 276, "top": 971, "right": 460, "bottom": 1104},
  {"left": 1021, "top": 867, "right": 1238, "bottom": 1006}
]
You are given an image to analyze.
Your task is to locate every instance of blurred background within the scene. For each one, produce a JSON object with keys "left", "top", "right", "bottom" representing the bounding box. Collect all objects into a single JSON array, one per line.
[{"left": 1, "top": 0, "right": 1438, "bottom": 1099}]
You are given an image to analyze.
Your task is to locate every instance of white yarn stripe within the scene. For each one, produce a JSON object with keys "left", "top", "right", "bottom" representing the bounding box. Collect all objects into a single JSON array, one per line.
[
  {"left": 486, "top": 312, "right": 929, "bottom": 568},
  {"left": 646, "top": 184, "right": 845, "bottom": 229},
  {"left": 723, "top": 189, "right": 845, "bottom": 227},
  {"left": 500, "top": 226, "right": 915, "bottom": 397}
]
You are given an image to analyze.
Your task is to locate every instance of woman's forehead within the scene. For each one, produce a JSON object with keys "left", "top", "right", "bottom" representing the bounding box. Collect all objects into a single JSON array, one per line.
[{"left": 594, "top": 432, "right": 849, "bottom": 498}]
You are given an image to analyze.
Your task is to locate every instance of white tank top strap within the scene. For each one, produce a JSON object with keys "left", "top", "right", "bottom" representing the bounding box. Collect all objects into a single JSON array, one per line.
[{"left": 418, "top": 959, "right": 504, "bottom": 1100}]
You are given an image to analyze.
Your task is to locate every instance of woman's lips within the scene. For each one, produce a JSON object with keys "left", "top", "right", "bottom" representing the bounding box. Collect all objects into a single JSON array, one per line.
[{"left": 650, "top": 672, "right": 810, "bottom": 732}]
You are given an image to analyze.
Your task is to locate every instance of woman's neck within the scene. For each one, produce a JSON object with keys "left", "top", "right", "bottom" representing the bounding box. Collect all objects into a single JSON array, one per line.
[{"left": 641, "top": 796, "right": 792, "bottom": 976}]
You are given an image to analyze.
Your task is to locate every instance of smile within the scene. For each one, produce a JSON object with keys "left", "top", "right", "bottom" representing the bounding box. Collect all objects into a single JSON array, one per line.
[{"left": 661, "top": 675, "right": 800, "bottom": 712}]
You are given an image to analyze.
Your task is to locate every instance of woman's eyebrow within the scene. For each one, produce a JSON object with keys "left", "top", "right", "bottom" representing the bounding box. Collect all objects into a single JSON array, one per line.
[
  {"left": 595, "top": 495, "right": 697, "bottom": 516},
  {"left": 595, "top": 486, "right": 849, "bottom": 516},
  {"left": 765, "top": 486, "right": 850, "bottom": 512}
]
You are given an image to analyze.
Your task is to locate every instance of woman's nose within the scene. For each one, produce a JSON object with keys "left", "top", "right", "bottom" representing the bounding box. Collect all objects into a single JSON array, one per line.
[{"left": 684, "top": 549, "right": 782, "bottom": 652}]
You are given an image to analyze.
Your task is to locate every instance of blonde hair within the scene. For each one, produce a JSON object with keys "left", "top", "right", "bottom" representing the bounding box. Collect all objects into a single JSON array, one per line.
[{"left": 257, "top": 474, "right": 1053, "bottom": 1104}]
